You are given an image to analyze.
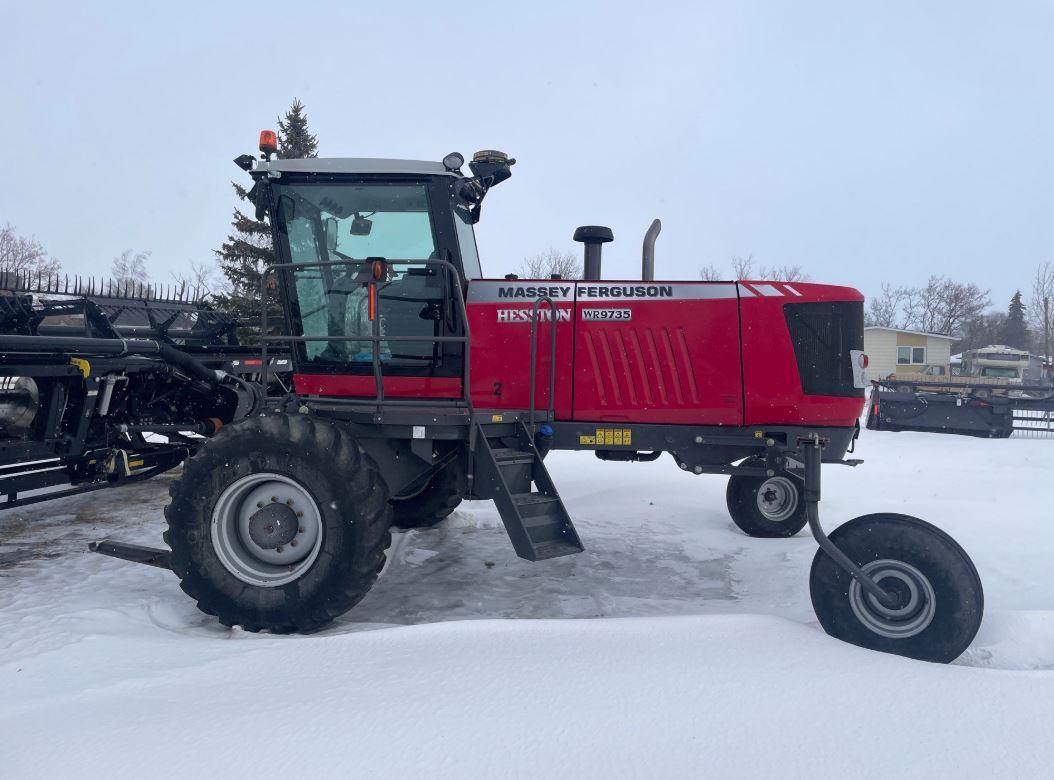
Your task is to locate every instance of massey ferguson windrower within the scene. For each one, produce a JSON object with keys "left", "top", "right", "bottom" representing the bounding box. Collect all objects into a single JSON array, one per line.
[{"left": 91, "top": 134, "right": 983, "bottom": 662}]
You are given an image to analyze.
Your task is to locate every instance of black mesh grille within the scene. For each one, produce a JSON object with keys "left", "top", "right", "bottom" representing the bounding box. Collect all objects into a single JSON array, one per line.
[{"left": 783, "top": 301, "right": 864, "bottom": 397}]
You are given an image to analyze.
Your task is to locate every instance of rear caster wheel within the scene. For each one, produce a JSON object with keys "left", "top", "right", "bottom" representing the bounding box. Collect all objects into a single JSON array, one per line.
[
  {"left": 726, "top": 461, "right": 807, "bottom": 537},
  {"left": 390, "top": 462, "right": 464, "bottom": 529},
  {"left": 810, "top": 513, "right": 983, "bottom": 663}
]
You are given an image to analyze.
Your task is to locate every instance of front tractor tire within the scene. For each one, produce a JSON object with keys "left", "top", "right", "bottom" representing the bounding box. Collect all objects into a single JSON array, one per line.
[
  {"left": 390, "top": 461, "right": 464, "bottom": 530},
  {"left": 726, "top": 462, "right": 808, "bottom": 538},
  {"left": 809, "top": 513, "right": 983, "bottom": 663},
  {"left": 164, "top": 414, "right": 392, "bottom": 633}
]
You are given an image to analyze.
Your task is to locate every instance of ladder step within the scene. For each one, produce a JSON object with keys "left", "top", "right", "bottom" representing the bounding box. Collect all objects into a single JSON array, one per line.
[
  {"left": 512, "top": 492, "right": 560, "bottom": 517},
  {"left": 473, "top": 421, "right": 584, "bottom": 563},
  {"left": 490, "top": 447, "right": 535, "bottom": 464},
  {"left": 531, "top": 540, "right": 583, "bottom": 561},
  {"left": 522, "top": 512, "right": 564, "bottom": 529}
]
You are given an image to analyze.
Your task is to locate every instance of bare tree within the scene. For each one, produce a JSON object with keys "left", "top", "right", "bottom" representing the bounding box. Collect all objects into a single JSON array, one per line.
[
  {"left": 865, "top": 277, "right": 989, "bottom": 335},
  {"left": 901, "top": 279, "right": 941, "bottom": 332},
  {"left": 1028, "top": 262, "right": 1054, "bottom": 357},
  {"left": 111, "top": 249, "right": 151, "bottom": 292},
  {"left": 171, "top": 260, "right": 225, "bottom": 301},
  {"left": 955, "top": 311, "right": 1007, "bottom": 353},
  {"left": 518, "top": 248, "right": 581, "bottom": 280},
  {"left": 0, "top": 223, "right": 61, "bottom": 278},
  {"left": 698, "top": 264, "right": 724, "bottom": 281},
  {"left": 730, "top": 254, "right": 755, "bottom": 279},
  {"left": 759, "top": 264, "right": 811, "bottom": 282},
  {"left": 901, "top": 276, "right": 989, "bottom": 335},
  {"left": 700, "top": 255, "right": 808, "bottom": 282},
  {"left": 866, "top": 284, "right": 910, "bottom": 327}
]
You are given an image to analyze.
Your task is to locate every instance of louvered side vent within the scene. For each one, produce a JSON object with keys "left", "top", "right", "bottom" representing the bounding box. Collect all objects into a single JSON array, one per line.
[
  {"left": 783, "top": 301, "right": 864, "bottom": 397},
  {"left": 583, "top": 328, "right": 700, "bottom": 407}
]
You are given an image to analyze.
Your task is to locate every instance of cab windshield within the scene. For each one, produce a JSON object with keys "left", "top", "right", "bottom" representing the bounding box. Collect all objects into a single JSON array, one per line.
[
  {"left": 273, "top": 181, "right": 460, "bottom": 375},
  {"left": 980, "top": 366, "right": 1019, "bottom": 378}
]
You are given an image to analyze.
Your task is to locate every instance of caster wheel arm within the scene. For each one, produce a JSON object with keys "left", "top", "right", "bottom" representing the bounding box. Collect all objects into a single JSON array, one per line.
[{"left": 800, "top": 436, "right": 899, "bottom": 610}]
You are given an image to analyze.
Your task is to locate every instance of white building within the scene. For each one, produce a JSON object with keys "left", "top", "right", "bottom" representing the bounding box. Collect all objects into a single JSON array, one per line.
[{"left": 864, "top": 327, "right": 957, "bottom": 380}]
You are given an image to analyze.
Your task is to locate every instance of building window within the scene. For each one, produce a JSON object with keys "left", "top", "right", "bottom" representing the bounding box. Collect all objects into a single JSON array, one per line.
[{"left": 897, "top": 346, "right": 926, "bottom": 365}]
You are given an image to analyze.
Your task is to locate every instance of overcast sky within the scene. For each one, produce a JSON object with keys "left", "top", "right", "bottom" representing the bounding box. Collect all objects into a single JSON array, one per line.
[{"left": 2, "top": 1, "right": 1051, "bottom": 308}]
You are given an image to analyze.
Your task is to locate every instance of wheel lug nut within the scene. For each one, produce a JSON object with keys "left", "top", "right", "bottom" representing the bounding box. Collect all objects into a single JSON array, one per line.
[
  {"left": 299, "top": 527, "right": 305, "bottom": 533},
  {"left": 276, "top": 545, "right": 283, "bottom": 552},
  {"left": 271, "top": 496, "right": 278, "bottom": 502},
  {"left": 257, "top": 502, "right": 263, "bottom": 508},
  {"left": 286, "top": 499, "right": 293, "bottom": 505},
  {"left": 290, "top": 540, "right": 298, "bottom": 547},
  {"left": 296, "top": 511, "right": 304, "bottom": 518}
]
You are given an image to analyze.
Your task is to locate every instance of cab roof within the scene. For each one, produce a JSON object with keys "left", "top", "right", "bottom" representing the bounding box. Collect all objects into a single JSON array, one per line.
[{"left": 255, "top": 157, "right": 456, "bottom": 177}]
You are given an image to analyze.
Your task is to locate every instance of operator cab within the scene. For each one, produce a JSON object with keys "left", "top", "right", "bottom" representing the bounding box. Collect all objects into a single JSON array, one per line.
[{"left": 243, "top": 146, "right": 514, "bottom": 387}]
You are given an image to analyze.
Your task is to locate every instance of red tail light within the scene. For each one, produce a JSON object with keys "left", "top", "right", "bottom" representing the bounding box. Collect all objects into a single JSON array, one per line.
[{"left": 862, "top": 354, "right": 869, "bottom": 368}]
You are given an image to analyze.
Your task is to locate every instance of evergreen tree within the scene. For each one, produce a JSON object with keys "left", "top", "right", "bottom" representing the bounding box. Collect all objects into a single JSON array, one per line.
[
  {"left": 1002, "top": 290, "right": 1028, "bottom": 348},
  {"left": 214, "top": 99, "right": 319, "bottom": 337},
  {"left": 277, "top": 99, "right": 319, "bottom": 160}
]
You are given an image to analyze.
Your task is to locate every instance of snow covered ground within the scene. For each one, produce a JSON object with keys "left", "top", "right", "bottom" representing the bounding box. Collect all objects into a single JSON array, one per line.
[{"left": 1, "top": 426, "right": 1052, "bottom": 778}]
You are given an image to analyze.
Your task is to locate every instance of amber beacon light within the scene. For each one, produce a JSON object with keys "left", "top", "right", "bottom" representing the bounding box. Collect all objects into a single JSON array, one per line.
[{"left": 259, "top": 130, "right": 278, "bottom": 157}]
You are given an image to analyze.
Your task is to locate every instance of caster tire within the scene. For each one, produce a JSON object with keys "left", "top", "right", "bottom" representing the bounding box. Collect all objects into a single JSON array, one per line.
[
  {"left": 726, "top": 460, "right": 807, "bottom": 537},
  {"left": 810, "top": 513, "right": 983, "bottom": 663}
]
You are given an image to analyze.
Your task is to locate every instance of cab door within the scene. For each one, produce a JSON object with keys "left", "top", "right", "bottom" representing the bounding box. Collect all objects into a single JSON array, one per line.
[{"left": 276, "top": 178, "right": 467, "bottom": 399}]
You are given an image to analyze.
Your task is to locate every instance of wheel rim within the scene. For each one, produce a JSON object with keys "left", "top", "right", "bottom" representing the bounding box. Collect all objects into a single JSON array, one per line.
[
  {"left": 849, "top": 559, "right": 936, "bottom": 639},
  {"left": 755, "top": 476, "right": 799, "bottom": 522},
  {"left": 211, "top": 473, "right": 323, "bottom": 587}
]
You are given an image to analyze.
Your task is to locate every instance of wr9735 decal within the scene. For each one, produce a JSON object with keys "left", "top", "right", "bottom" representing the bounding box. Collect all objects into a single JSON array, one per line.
[{"left": 581, "top": 308, "right": 632, "bottom": 321}]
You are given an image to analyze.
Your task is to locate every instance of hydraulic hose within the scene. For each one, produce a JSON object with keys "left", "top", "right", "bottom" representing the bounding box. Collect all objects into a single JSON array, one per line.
[
  {"left": 0, "top": 333, "right": 262, "bottom": 422},
  {"left": 0, "top": 335, "right": 221, "bottom": 385}
]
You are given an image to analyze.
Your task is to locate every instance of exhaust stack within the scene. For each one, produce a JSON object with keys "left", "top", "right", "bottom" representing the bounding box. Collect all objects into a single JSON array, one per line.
[
  {"left": 641, "top": 219, "right": 661, "bottom": 281},
  {"left": 573, "top": 225, "right": 614, "bottom": 281}
]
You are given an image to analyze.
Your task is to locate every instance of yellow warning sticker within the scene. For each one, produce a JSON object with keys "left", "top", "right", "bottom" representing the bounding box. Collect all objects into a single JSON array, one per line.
[
  {"left": 754, "top": 430, "right": 764, "bottom": 439},
  {"left": 491, "top": 414, "right": 504, "bottom": 423},
  {"left": 128, "top": 459, "right": 145, "bottom": 468},
  {"left": 581, "top": 428, "right": 633, "bottom": 446}
]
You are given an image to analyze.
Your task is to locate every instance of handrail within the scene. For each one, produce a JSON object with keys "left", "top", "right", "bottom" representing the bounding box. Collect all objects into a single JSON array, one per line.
[
  {"left": 258, "top": 258, "right": 473, "bottom": 414},
  {"left": 528, "top": 296, "right": 558, "bottom": 435}
]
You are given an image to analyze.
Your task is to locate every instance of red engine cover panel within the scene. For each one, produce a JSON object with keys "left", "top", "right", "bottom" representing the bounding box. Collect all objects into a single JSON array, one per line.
[
  {"left": 467, "top": 280, "right": 576, "bottom": 417},
  {"left": 466, "top": 279, "right": 745, "bottom": 425},
  {"left": 739, "top": 281, "right": 865, "bottom": 426},
  {"left": 571, "top": 282, "right": 743, "bottom": 424}
]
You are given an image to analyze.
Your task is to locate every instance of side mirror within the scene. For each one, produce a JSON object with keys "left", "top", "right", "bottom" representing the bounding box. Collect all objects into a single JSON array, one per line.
[
  {"left": 419, "top": 303, "right": 442, "bottom": 321},
  {"left": 350, "top": 213, "right": 373, "bottom": 236},
  {"left": 325, "top": 217, "right": 338, "bottom": 251},
  {"left": 249, "top": 179, "right": 270, "bottom": 222},
  {"left": 457, "top": 150, "right": 516, "bottom": 224}
]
